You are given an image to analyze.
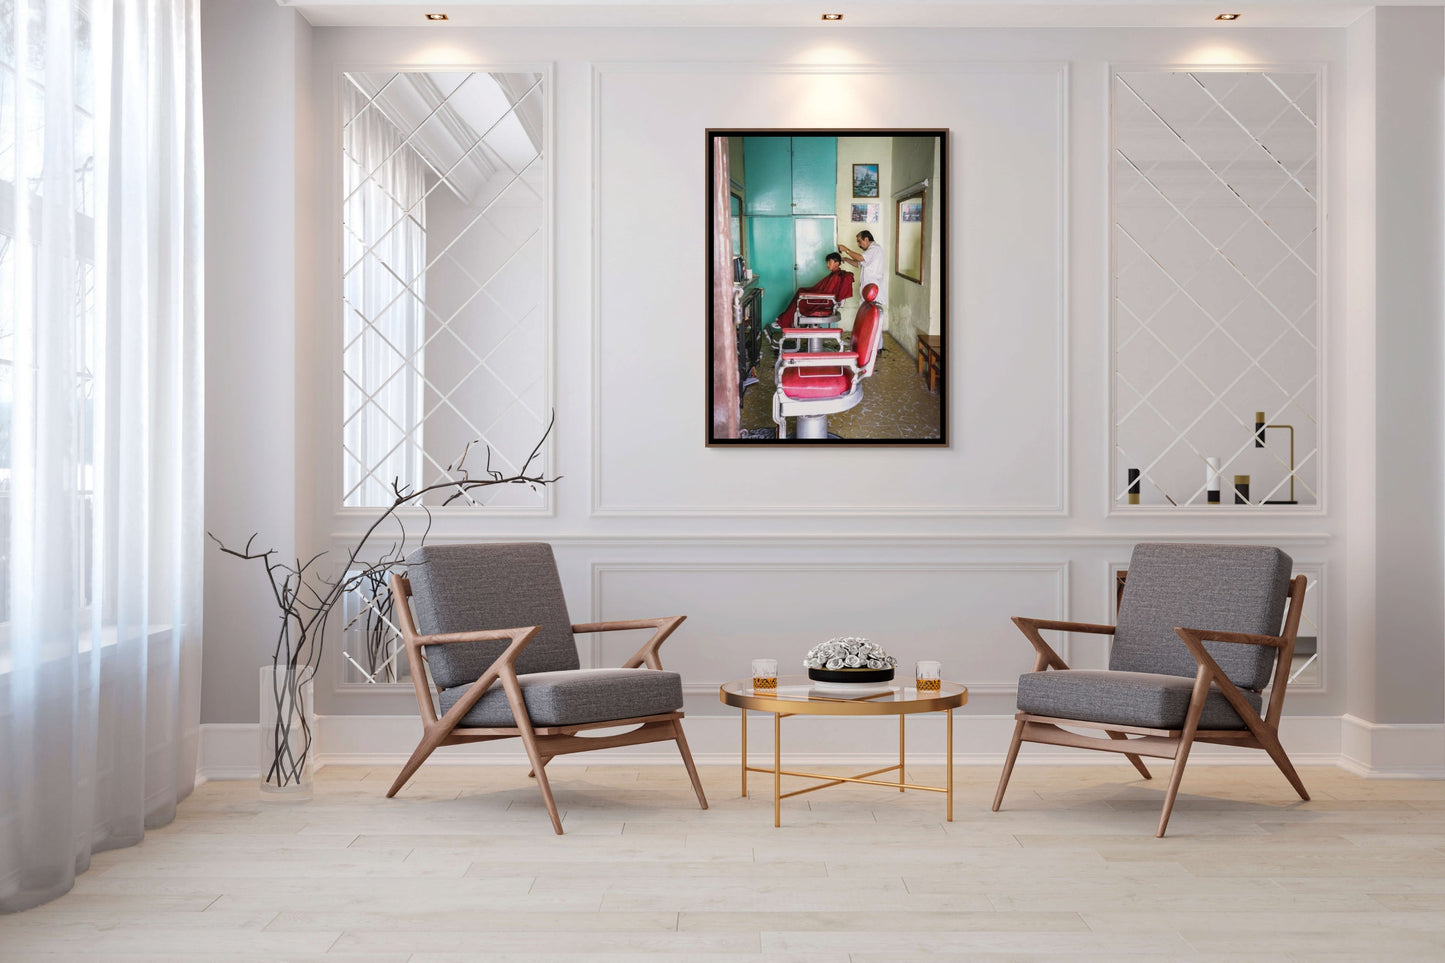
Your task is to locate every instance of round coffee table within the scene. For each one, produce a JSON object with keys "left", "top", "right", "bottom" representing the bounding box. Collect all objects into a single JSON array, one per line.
[{"left": 719, "top": 675, "right": 968, "bottom": 826}]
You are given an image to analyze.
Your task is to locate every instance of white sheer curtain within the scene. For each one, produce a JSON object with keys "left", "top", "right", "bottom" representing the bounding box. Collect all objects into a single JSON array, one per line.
[
  {"left": 341, "top": 80, "right": 426, "bottom": 506},
  {"left": 0, "top": 0, "right": 203, "bottom": 913}
]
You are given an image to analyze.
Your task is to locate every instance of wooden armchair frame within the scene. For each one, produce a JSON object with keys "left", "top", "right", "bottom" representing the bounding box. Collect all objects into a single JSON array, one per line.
[
  {"left": 386, "top": 575, "right": 708, "bottom": 834},
  {"left": 992, "top": 573, "right": 1309, "bottom": 836}
]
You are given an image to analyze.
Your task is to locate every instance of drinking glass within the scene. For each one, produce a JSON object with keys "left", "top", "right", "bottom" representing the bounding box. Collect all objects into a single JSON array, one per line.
[
  {"left": 915, "top": 660, "right": 942, "bottom": 693},
  {"left": 751, "top": 659, "right": 778, "bottom": 691}
]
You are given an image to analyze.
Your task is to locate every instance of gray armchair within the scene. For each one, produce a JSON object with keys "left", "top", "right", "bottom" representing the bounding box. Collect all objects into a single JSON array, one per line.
[
  {"left": 386, "top": 543, "right": 707, "bottom": 833},
  {"left": 992, "top": 543, "right": 1309, "bottom": 836}
]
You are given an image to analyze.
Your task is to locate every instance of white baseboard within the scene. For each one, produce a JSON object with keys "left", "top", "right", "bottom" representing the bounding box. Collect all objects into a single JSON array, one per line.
[
  {"left": 1339, "top": 714, "right": 1445, "bottom": 778},
  {"left": 199, "top": 711, "right": 1367, "bottom": 781},
  {"left": 196, "top": 723, "right": 262, "bottom": 786}
]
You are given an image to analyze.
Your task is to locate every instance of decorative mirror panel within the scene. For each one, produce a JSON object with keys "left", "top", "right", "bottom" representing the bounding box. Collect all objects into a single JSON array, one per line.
[
  {"left": 341, "top": 69, "right": 549, "bottom": 510},
  {"left": 1112, "top": 69, "right": 1320, "bottom": 509}
]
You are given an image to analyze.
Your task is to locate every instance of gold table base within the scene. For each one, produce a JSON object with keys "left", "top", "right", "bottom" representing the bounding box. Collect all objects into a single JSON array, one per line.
[
  {"left": 722, "top": 673, "right": 971, "bottom": 827},
  {"left": 729, "top": 690, "right": 962, "bottom": 827}
]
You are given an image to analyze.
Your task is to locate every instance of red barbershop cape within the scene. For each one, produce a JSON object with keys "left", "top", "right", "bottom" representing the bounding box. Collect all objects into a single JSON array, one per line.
[{"left": 774, "top": 269, "right": 855, "bottom": 328}]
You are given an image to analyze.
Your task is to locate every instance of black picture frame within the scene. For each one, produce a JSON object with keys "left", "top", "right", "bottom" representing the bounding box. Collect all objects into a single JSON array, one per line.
[{"left": 706, "top": 128, "right": 948, "bottom": 447}]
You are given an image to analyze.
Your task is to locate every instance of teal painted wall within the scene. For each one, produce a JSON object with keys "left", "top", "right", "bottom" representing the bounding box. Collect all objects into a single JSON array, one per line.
[
  {"left": 789, "top": 137, "right": 836, "bottom": 215},
  {"left": 740, "top": 136, "right": 838, "bottom": 322}
]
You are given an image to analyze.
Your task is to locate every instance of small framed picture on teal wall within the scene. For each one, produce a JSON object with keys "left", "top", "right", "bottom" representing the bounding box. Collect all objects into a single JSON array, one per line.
[
  {"left": 705, "top": 129, "right": 949, "bottom": 446},
  {"left": 852, "top": 163, "right": 879, "bottom": 197}
]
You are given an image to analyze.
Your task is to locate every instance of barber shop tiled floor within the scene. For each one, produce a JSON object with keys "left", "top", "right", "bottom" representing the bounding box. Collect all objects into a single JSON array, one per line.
[
  {"left": 740, "top": 334, "right": 943, "bottom": 440},
  {"left": 4, "top": 764, "right": 1445, "bottom": 961}
]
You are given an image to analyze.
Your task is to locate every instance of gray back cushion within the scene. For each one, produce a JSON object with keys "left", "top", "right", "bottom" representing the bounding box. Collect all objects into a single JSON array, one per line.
[
  {"left": 404, "top": 543, "right": 580, "bottom": 688},
  {"left": 1111, "top": 543, "right": 1293, "bottom": 691}
]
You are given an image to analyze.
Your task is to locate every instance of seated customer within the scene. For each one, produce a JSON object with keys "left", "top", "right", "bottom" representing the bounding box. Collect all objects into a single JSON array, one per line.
[{"left": 773, "top": 252, "right": 855, "bottom": 330}]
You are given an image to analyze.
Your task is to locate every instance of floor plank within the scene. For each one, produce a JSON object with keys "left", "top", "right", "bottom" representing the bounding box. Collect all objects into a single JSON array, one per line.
[{"left": 1, "top": 764, "right": 1443, "bottom": 961}]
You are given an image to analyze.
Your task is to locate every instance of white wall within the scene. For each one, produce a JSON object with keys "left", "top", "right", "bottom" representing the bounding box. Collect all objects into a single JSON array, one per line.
[
  {"left": 201, "top": 0, "right": 312, "bottom": 723},
  {"left": 198, "top": 12, "right": 1445, "bottom": 772},
  {"left": 1371, "top": 5, "right": 1445, "bottom": 727}
]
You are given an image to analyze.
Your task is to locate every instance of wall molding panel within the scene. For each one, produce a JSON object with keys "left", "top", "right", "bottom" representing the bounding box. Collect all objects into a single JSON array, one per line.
[
  {"left": 590, "top": 61, "right": 1069, "bottom": 518},
  {"left": 589, "top": 560, "right": 1068, "bottom": 695}
]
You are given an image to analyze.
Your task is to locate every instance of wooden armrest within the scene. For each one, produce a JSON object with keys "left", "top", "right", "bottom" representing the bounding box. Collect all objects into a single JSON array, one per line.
[
  {"left": 572, "top": 616, "right": 686, "bottom": 671},
  {"left": 1172, "top": 627, "right": 1273, "bottom": 731},
  {"left": 1174, "top": 627, "right": 1286, "bottom": 649},
  {"left": 1010, "top": 616, "right": 1080, "bottom": 672},
  {"left": 416, "top": 626, "right": 543, "bottom": 647},
  {"left": 1014, "top": 618, "right": 1117, "bottom": 636},
  {"left": 428, "top": 625, "right": 541, "bottom": 730}
]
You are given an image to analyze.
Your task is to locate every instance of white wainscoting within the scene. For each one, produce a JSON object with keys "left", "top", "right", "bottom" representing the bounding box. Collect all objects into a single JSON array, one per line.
[{"left": 586, "top": 561, "right": 1068, "bottom": 694}]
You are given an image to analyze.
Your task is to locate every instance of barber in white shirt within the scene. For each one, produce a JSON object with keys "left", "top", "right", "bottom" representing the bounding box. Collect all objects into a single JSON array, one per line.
[{"left": 838, "top": 230, "right": 887, "bottom": 339}]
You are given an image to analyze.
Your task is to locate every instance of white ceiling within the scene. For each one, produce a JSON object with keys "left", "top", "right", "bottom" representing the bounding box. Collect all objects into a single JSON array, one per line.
[{"left": 283, "top": 0, "right": 1376, "bottom": 30}]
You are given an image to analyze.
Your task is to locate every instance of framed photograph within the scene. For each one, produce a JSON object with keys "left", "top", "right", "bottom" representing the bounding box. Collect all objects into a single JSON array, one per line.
[
  {"left": 850, "top": 202, "right": 879, "bottom": 223},
  {"left": 852, "top": 163, "right": 879, "bottom": 197},
  {"left": 706, "top": 129, "right": 948, "bottom": 446}
]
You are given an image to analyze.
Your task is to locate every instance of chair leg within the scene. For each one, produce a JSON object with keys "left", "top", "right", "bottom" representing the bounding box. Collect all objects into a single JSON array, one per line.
[
  {"left": 526, "top": 756, "right": 552, "bottom": 780},
  {"left": 1107, "top": 730, "right": 1152, "bottom": 779},
  {"left": 992, "top": 720, "right": 1026, "bottom": 812},
  {"left": 499, "top": 673, "right": 564, "bottom": 835},
  {"left": 671, "top": 720, "right": 709, "bottom": 810},
  {"left": 1256, "top": 726, "right": 1310, "bottom": 801},
  {"left": 386, "top": 729, "right": 445, "bottom": 798},
  {"left": 1158, "top": 670, "right": 1212, "bottom": 837}
]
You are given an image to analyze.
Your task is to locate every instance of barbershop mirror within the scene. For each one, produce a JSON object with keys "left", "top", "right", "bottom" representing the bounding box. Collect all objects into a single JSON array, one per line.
[
  {"left": 341, "top": 69, "right": 549, "bottom": 511},
  {"left": 895, "top": 189, "right": 925, "bottom": 283},
  {"left": 1112, "top": 69, "right": 1319, "bottom": 510}
]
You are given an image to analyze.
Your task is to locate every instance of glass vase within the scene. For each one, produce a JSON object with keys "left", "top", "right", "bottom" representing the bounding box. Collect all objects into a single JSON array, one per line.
[{"left": 259, "top": 665, "right": 314, "bottom": 799}]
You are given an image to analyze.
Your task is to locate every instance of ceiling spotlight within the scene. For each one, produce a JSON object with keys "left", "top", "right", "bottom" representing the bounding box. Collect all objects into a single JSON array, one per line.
[
  {"left": 822, "top": 13, "right": 844, "bottom": 21},
  {"left": 425, "top": 13, "right": 449, "bottom": 21},
  {"left": 1215, "top": 13, "right": 1240, "bottom": 20}
]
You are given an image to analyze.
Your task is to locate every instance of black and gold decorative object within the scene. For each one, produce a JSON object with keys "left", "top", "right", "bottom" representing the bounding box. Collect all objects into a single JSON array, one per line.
[
  {"left": 1234, "top": 474, "right": 1250, "bottom": 504},
  {"left": 1127, "top": 468, "right": 1140, "bottom": 505},
  {"left": 1254, "top": 410, "right": 1298, "bottom": 504},
  {"left": 1206, "top": 456, "right": 1221, "bottom": 504}
]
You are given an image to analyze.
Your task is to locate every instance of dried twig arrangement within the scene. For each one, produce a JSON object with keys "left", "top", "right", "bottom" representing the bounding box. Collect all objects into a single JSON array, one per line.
[{"left": 209, "top": 416, "right": 559, "bottom": 790}]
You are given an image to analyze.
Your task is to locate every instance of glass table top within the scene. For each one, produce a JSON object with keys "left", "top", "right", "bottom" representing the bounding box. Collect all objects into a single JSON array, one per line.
[{"left": 719, "top": 675, "right": 967, "bottom": 714}]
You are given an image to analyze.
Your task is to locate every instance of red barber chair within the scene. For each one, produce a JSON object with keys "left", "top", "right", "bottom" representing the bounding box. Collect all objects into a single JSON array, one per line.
[
  {"left": 771, "top": 284, "right": 884, "bottom": 440},
  {"left": 768, "top": 291, "right": 845, "bottom": 352}
]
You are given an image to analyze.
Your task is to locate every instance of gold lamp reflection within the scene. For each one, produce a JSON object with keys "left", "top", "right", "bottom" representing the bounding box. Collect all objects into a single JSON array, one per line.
[{"left": 1254, "top": 411, "right": 1297, "bottom": 505}]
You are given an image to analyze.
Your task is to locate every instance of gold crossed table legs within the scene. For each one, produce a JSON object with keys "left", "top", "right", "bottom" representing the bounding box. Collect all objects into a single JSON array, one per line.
[{"left": 741, "top": 708, "right": 955, "bottom": 827}]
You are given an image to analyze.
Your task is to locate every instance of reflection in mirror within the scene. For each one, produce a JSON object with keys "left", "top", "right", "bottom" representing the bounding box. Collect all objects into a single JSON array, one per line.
[
  {"left": 895, "top": 189, "right": 925, "bottom": 283},
  {"left": 339, "top": 574, "right": 418, "bottom": 686},
  {"left": 1286, "top": 572, "right": 1322, "bottom": 688},
  {"left": 1113, "top": 70, "right": 1319, "bottom": 508},
  {"left": 341, "top": 70, "right": 549, "bottom": 509}
]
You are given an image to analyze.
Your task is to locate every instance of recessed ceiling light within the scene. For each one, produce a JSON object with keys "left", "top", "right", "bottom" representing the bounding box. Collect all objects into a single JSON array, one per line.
[
  {"left": 822, "top": 13, "right": 844, "bottom": 21},
  {"left": 1215, "top": 13, "right": 1240, "bottom": 20},
  {"left": 425, "top": 13, "right": 449, "bottom": 21}
]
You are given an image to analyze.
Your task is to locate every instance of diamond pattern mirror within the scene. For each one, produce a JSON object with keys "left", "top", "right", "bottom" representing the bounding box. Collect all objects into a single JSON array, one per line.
[
  {"left": 341, "top": 70, "right": 549, "bottom": 510},
  {"left": 1113, "top": 69, "right": 1319, "bottom": 509}
]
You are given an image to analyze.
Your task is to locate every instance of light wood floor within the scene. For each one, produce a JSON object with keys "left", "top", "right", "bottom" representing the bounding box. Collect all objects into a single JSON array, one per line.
[{"left": 3, "top": 763, "right": 1445, "bottom": 961}]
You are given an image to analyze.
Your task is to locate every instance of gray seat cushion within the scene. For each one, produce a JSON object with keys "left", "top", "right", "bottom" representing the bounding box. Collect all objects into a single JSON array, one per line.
[
  {"left": 1017, "top": 669, "right": 1261, "bottom": 731},
  {"left": 405, "top": 543, "right": 581, "bottom": 687},
  {"left": 1112, "top": 543, "right": 1293, "bottom": 691},
  {"left": 436, "top": 668, "right": 684, "bottom": 728}
]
